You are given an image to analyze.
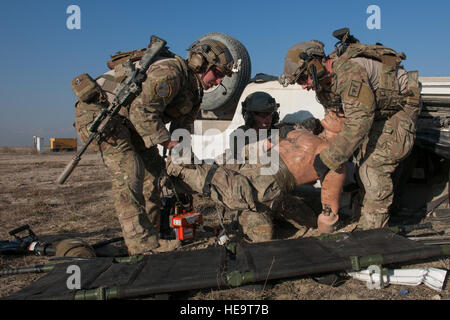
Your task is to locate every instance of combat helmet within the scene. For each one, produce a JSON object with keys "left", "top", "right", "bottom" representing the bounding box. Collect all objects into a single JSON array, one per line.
[
  {"left": 187, "top": 39, "right": 234, "bottom": 77},
  {"left": 279, "top": 40, "right": 326, "bottom": 87},
  {"left": 241, "top": 91, "right": 280, "bottom": 126},
  {"left": 53, "top": 238, "right": 96, "bottom": 258}
]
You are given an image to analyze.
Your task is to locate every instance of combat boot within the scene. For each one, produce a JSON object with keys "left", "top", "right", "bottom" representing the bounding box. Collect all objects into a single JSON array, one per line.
[
  {"left": 154, "top": 239, "right": 182, "bottom": 253},
  {"left": 125, "top": 232, "right": 159, "bottom": 256},
  {"left": 357, "top": 212, "right": 390, "bottom": 230}
]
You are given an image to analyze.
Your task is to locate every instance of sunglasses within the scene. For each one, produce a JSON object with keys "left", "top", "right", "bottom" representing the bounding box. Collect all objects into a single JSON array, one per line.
[
  {"left": 211, "top": 66, "right": 226, "bottom": 78},
  {"left": 296, "top": 73, "right": 309, "bottom": 84}
]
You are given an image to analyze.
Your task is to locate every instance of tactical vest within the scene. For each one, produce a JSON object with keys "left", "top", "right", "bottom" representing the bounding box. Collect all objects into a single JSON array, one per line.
[
  {"left": 99, "top": 48, "right": 178, "bottom": 96},
  {"left": 332, "top": 43, "right": 411, "bottom": 119},
  {"left": 98, "top": 52, "right": 202, "bottom": 121},
  {"left": 106, "top": 46, "right": 175, "bottom": 70}
]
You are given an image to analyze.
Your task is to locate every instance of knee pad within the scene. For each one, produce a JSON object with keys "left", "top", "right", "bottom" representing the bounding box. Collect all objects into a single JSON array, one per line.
[{"left": 238, "top": 210, "right": 273, "bottom": 242}]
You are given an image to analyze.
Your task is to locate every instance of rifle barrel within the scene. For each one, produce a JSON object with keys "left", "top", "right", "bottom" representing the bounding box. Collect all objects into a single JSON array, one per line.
[{"left": 56, "top": 133, "right": 97, "bottom": 184}]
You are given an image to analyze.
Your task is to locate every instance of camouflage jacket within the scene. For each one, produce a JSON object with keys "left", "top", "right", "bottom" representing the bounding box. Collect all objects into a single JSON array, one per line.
[
  {"left": 319, "top": 57, "right": 413, "bottom": 171},
  {"left": 129, "top": 56, "right": 203, "bottom": 148}
]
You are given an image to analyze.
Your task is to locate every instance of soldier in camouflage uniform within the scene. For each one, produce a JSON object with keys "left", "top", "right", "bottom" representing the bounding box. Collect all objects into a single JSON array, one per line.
[
  {"left": 279, "top": 37, "right": 422, "bottom": 230},
  {"left": 236, "top": 91, "right": 280, "bottom": 132},
  {"left": 216, "top": 92, "right": 317, "bottom": 241},
  {"left": 74, "top": 38, "right": 234, "bottom": 255},
  {"left": 219, "top": 92, "right": 280, "bottom": 241},
  {"left": 221, "top": 91, "right": 280, "bottom": 164},
  {"left": 167, "top": 116, "right": 348, "bottom": 240}
]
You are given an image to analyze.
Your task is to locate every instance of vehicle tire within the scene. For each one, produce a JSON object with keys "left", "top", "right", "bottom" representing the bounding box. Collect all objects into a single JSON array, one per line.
[{"left": 192, "top": 32, "right": 251, "bottom": 119}]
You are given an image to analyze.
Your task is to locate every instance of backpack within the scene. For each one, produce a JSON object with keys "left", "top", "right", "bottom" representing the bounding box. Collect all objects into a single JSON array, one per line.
[
  {"left": 106, "top": 46, "right": 176, "bottom": 70},
  {"left": 333, "top": 43, "right": 411, "bottom": 119}
]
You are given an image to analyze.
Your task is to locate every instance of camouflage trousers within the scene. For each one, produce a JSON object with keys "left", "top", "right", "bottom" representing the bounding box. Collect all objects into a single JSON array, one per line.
[
  {"left": 355, "top": 109, "right": 416, "bottom": 229},
  {"left": 166, "top": 159, "right": 283, "bottom": 242},
  {"left": 75, "top": 101, "right": 164, "bottom": 255}
]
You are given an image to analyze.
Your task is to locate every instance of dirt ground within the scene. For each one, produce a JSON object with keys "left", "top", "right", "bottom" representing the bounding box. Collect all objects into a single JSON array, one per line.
[{"left": 0, "top": 146, "right": 449, "bottom": 301}]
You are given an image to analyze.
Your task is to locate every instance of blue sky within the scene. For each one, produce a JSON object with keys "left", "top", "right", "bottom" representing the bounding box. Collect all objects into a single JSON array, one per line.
[{"left": 1, "top": 0, "right": 450, "bottom": 146}]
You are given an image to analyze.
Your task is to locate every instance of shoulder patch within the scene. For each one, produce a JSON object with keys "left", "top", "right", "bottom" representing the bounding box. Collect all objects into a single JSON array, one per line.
[
  {"left": 348, "top": 80, "right": 362, "bottom": 98},
  {"left": 155, "top": 82, "right": 172, "bottom": 98}
]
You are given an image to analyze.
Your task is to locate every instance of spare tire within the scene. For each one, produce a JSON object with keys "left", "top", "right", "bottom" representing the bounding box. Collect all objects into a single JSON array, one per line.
[{"left": 192, "top": 33, "right": 251, "bottom": 119}]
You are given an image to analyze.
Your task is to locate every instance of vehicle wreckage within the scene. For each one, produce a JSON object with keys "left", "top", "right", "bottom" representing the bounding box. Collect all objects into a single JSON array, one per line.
[{"left": 1, "top": 32, "right": 449, "bottom": 300}]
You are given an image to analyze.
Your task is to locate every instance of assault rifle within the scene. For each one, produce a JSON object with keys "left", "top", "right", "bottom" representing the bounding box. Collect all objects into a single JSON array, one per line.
[{"left": 57, "top": 35, "right": 167, "bottom": 184}]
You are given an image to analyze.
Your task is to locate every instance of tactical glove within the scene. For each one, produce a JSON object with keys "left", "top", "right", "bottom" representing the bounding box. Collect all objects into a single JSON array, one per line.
[{"left": 313, "top": 154, "right": 330, "bottom": 181}]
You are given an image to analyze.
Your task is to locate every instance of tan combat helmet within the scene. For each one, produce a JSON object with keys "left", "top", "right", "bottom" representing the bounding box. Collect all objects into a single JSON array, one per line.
[
  {"left": 279, "top": 40, "right": 326, "bottom": 87},
  {"left": 53, "top": 238, "right": 96, "bottom": 258},
  {"left": 187, "top": 39, "right": 234, "bottom": 77}
]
